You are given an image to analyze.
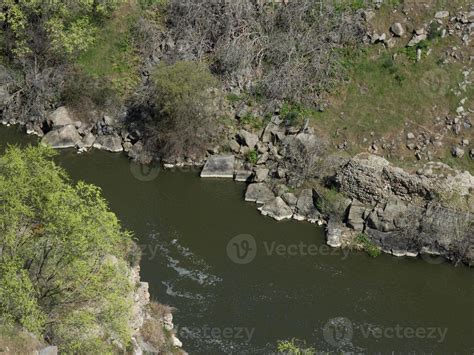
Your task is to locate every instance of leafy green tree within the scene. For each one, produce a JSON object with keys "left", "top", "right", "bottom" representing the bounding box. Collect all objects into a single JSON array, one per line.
[
  {"left": 150, "top": 60, "right": 222, "bottom": 160},
  {"left": 0, "top": 0, "right": 124, "bottom": 59},
  {"left": 0, "top": 145, "right": 134, "bottom": 351}
]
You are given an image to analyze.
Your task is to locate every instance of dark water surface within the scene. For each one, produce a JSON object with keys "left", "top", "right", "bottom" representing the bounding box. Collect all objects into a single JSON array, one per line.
[{"left": 1, "top": 126, "right": 473, "bottom": 354}]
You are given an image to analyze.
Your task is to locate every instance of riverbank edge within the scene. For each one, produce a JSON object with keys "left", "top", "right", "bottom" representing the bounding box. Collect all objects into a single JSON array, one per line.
[{"left": 2, "top": 118, "right": 472, "bottom": 267}]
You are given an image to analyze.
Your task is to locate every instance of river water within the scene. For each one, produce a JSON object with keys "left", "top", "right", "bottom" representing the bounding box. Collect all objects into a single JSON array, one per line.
[{"left": 1, "top": 126, "right": 472, "bottom": 354}]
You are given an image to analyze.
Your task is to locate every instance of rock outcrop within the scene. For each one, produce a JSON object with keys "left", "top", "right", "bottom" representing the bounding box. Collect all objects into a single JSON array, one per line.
[{"left": 337, "top": 154, "right": 473, "bottom": 265}]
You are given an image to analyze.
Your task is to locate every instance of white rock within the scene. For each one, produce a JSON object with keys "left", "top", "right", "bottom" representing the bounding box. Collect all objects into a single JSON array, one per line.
[
  {"left": 435, "top": 11, "right": 449, "bottom": 19},
  {"left": 391, "top": 22, "right": 405, "bottom": 37},
  {"left": 47, "top": 106, "right": 75, "bottom": 128}
]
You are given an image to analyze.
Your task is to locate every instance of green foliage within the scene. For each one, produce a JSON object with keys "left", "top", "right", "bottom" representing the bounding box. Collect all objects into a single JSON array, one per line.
[
  {"left": 280, "top": 102, "right": 316, "bottom": 127},
  {"left": 355, "top": 233, "right": 381, "bottom": 258},
  {"left": 151, "top": 61, "right": 221, "bottom": 159},
  {"left": 240, "top": 113, "right": 268, "bottom": 130},
  {"left": 316, "top": 187, "right": 348, "bottom": 218},
  {"left": 246, "top": 149, "right": 258, "bottom": 165},
  {"left": 0, "top": 0, "right": 124, "bottom": 59},
  {"left": 277, "top": 339, "right": 315, "bottom": 354},
  {"left": 0, "top": 145, "right": 134, "bottom": 351},
  {"left": 77, "top": 1, "right": 141, "bottom": 95}
]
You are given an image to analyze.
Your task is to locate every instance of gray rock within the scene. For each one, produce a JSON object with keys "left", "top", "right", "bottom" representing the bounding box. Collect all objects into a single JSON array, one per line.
[
  {"left": 238, "top": 129, "right": 259, "bottom": 148},
  {"left": 277, "top": 166, "right": 287, "bottom": 179},
  {"left": 47, "top": 106, "right": 75, "bottom": 128},
  {"left": 123, "top": 141, "right": 133, "bottom": 153},
  {"left": 257, "top": 152, "right": 269, "bottom": 165},
  {"left": 245, "top": 183, "right": 274, "bottom": 204},
  {"left": 451, "top": 146, "right": 465, "bottom": 158},
  {"left": 362, "top": 10, "right": 375, "bottom": 21},
  {"left": 39, "top": 346, "right": 58, "bottom": 355},
  {"left": 229, "top": 139, "right": 241, "bottom": 153},
  {"left": 294, "top": 189, "right": 320, "bottom": 222},
  {"left": 407, "top": 32, "right": 427, "bottom": 47},
  {"left": 435, "top": 11, "right": 449, "bottom": 19},
  {"left": 256, "top": 141, "right": 269, "bottom": 153},
  {"left": 337, "top": 153, "right": 432, "bottom": 204},
  {"left": 201, "top": 154, "right": 235, "bottom": 178},
  {"left": 254, "top": 167, "right": 269, "bottom": 182},
  {"left": 347, "top": 200, "right": 366, "bottom": 232},
  {"left": 406, "top": 132, "right": 415, "bottom": 140},
  {"left": 82, "top": 132, "right": 96, "bottom": 148},
  {"left": 391, "top": 22, "right": 405, "bottom": 37},
  {"left": 259, "top": 197, "right": 293, "bottom": 221},
  {"left": 326, "top": 219, "right": 343, "bottom": 247},
  {"left": 128, "top": 141, "right": 153, "bottom": 164},
  {"left": 281, "top": 192, "right": 298, "bottom": 206},
  {"left": 0, "top": 85, "right": 9, "bottom": 106},
  {"left": 41, "top": 125, "right": 81, "bottom": 149},
  {"left": 234, "top": 170, "right": 253, "bottom": 182},
  {"left": 261, "top": 122, "right": 284, "bottom": 143},
  {"left": 93, "top": 135, "right": 124, "bottom": 152}
]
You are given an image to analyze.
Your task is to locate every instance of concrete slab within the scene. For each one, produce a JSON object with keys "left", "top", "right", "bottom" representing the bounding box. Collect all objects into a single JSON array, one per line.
[{"left": 200, "top": 155, "right": 235, "bottom": 178}]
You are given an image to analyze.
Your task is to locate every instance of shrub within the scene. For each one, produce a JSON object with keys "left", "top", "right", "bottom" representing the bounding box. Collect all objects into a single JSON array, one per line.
[
  {"left": 150, "top": 61, "right": 222, "bottom": 160},
  {"left": 277, "top": 339, "right": 315, "bottom": 354},
  {"left": 246, "top": 149, "right": 258, "bottom": 165}
]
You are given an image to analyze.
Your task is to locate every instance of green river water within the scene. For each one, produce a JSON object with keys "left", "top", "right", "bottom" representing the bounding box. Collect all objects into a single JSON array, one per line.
[{"left": 1, "top": 126, "right": 473, "bottom": 354}]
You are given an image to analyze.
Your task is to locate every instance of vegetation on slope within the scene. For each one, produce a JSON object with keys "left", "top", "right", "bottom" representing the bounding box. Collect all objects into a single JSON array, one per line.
[{"left": 0, "top": 145, "right": 135, "bottom": 352}]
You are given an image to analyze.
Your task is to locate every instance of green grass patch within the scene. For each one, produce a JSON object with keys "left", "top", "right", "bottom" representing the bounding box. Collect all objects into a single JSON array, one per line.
[
  {"left": 355, "top": 233, "right": 381, "bottom": 258},
  {"left": 312, "top": 43, "right": 462, "bottom": 146},
  {"left": 246, "top": 149, "right": 258, "bottom": 164},
  {"left": 77, "top": 1, "right": 140, "bottom": 96}
]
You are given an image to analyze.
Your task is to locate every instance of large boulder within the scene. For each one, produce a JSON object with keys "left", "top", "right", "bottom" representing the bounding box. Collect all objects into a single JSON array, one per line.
[
  {"left": 47, "top": 106, "right": 75, "bottom": 128},
  {"left": 390, "top": 22, "right": 405, "bottom": 37},
  {"left": 238, "top": 129, "right": 259, "bottom": 149},
  {"left": 259, "top": 197, "right": 293, "bottom": 221},
  {"left": 337, "top": 153, "right": 431, "bottom": 204},
  {"left": 245, "top": 183, "right": 274, "bottom": 204},
  {"left": 294, "top": 189, "right": 321, "bottom": 222},
  {"left": 200, "top": 155, "right": 235, "bottom": 178},
  {"left": 41, "top": 125, "right": 81, "bottom": 149},
  {"left": 93, "top": 135, "right": 124, "bottom": 152}
]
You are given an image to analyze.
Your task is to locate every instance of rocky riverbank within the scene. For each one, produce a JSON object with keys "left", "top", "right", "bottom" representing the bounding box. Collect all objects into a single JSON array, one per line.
[{"left": 199, "top": 120, "right": 473, "bottom": 266}]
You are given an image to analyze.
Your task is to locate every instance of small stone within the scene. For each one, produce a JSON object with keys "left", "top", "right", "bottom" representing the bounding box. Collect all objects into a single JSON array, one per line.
[
  {"left": 435, "top": 11, "right": 449, "bottom": 19},
  {"left": 391, "top": 23, "right": 405, "bottom": 37},
  {"left": 238, "top": 129, "right": 259, "bottom": 149},
  {"left": 461, "top": 139, "right": 469, "bottom": 146},
  {"left": 229, "top": 139, "right": 241, "bottom": 153},
  {"left": 406, "top": 132, "right": 415, "bottom": 140},
  {"left": 451, "top": 146, "right": 465, "bottom": 158}
]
